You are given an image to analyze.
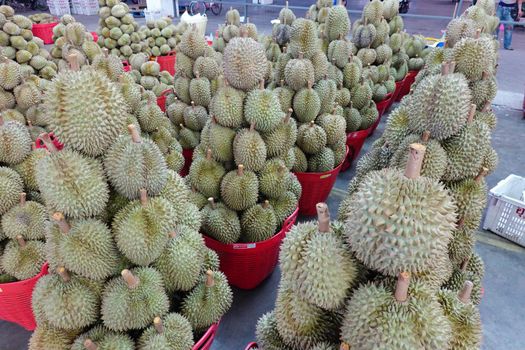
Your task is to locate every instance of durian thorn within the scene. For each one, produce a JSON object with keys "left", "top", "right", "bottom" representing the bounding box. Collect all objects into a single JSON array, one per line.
[
  {"left": 285, "top": 108, "right": 293, "bottom": 123},
  {"left": 421, "top": 131, "right": 430, "bottom": 143},
  {"left": 127, "top": 124, "right": 142, "bottom": 143},
  {"left": 340, "top": 343, "right": 350, "bottom": 350},
  {"left": 66, "top": 53, "right": 80, "bottom": 71},
  {"left": 475, "top": 167, "right": 489, "bottom": 183},
  {"left": 458, "top": 281, "right": 474, "bottom": 304},
  {"left": 57, "top": 267, "right": 71, "bottom": 282},
  {"left": 250, "top": 122, "right": 256, "bottom": 131},
  {"left": 154, "top": 316, "right": 164, "bottom": 334},
  {"left": 139, "top": 189, "right": 148, "bottom": 206},
  {"left": 482, "top": 101, "right": 492, "bottom": 112},
  {"left": 316, "top": 203, "right": 330, "bottom": 233},
  {"left": 208, "top": 197, "right": 216, "bottom": 209},
  {"left": 394, "top": 272, "right": 410, "bottom": 302},
  {"left": 19, "top": 192, "right": 26, "bottom": 205},
  {"left": 121, "top": 269, "right": 140, "bottom": 289},
  {"left": 440, "top": 62, "right": 449, "bottom": 76},
  {"left": 404, "top": 143, "right": 426, "bottom": 179},
  {"left": 237, "top": 164, "right": 244, "bottom": 176},
  {"left": 39, "top": 133, "right": 58, "bottom": 153},
  {"left": 262, "top": 200, "right": 270, "bottom": 209},
  {"left": 206, "top": 148, "right": 212, "bottom": 160},
  {"left": 16, "top": 235, "right": 26, "bottom": 247},
  {"left": 259, "top": 79, "right": 265, "bottom": 89},
  {"left": 83, "top": 339, "right": 98, "bottom": 350},
  {"left": 460, "top": 257, "right": 470, "bottom": 271},
  {"left": 205, "top": 270, "right": 215, "bottom": 287},
  {"left": 467, "top": 104, "right": 476, "bottom": 123}
]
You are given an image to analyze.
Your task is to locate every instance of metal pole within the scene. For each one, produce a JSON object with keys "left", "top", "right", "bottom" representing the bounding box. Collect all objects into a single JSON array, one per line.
[
  {"left": 456, "top": 0, "right": 465, "bottom": 18},
  {"left": 245, "top": 0, "right": 249, "bottom": 21},
  {"left": 176, "top": 0, "right": 180, "bottom": 17}
]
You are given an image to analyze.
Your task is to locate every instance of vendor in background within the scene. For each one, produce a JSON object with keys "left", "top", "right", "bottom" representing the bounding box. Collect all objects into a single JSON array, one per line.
[{"left": 495, "top": 0, "right": 523, "bottom": 50}]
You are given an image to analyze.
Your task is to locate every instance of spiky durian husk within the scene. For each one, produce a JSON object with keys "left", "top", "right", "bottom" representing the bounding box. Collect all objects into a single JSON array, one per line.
[
  {"left": 154, "top": 226, "right": 205, "bottom": 292},
  {"left": 255, "top": 311, "right": 293, "bottom": 350},
  {"left": 474, "top": 109, "right": 497, "bottom": 130},
  {"left": 11, "top": 147, "right": 48, "bottom": 191},
  {"left": 1, "top": 200, "right": 47, "bottom": 240},
  {"left": 223, "top": 37, "right": 267, "bottom": 92},
  {"left": 112, "top": 196, "right": 175, "bottom": 266},
  {"left": 137, "top": 313, "right": 194, "bottom": 350},
  {"left": 0, "top": 119, "right": 32, "bottom": 165},
  {"left": 448, "top": 225, "right": 476, "bottom": 266},
  {"left": 71, "top": 325, "right": 135, "bottom": 350},
  {"left": 32, "top": 273, "right": 102, "bottom": 330},
  {"left": 444, "top": 267, "right": 483, "bottom": 305},
  {"left": 341, "top": 281, "right": 452, "bottom": 349},
  {"left": 274, "top": 287, "right": 343, "bottom": 349},
  {"left": 210, "top": 85, "right": 244, "bottom": 128},
  {"left": 325, "top": 5, "right": 350, "bottom": 41},
  {"left": 181, "top": 271, "right": 233, "bottom": 330},
  {"left": 262, "top": 117, "right": 297, "bottom": 158},
  {"left": 287, "top": 18, "right": 319, "bottom": 59},
  {"left": 445, "top": 17, "right": 478, "bottom": 48},
  {"left": 407, "top": 73, "right": 471, "bottom": 140},
  {"left": 280, "top": 221, "right": 358, "bottom": 310},
  {"left": 296, "top": 123, "right": 327, "bottom": 155},
  {"left": 482, "top": 146, "right": 498, "bottom": 174},
  {"left": 220, "top": 168, "right": 259, "bottom": 211},
  {"left": 292, "top": 86, "right": 321, "bottom": 123},
  {"left": 470, "top": 75, "right": 497, "bottom": 110},
  {"left": 345, "top": 168, "right": 457, "bottom": 276},
  {"left": 201, "top": 201, "right": 241, "bottom": 244},
  {"left": 317, "top": 112, "right": 346, "bottom": 146},
  {"left": 363, "top": 0, "right": 384, "bottom": 25},
  {"left": 1, "top": 239, "right": 46, "bottom": 280},
  {"left": 44, "top": 69, "right": 128, "bottom": 157},
  {"left": 29, "top": 322, "right": 80, "bottom": 350},
  {"left": 233, "top": 128, "right": 267, "bottom": 172},
  {"left": 188, "top": 153, "right": 226, "bottom": 198},
  {"left": 240, "top": 202, "right": 277, "bottom": 243},
  {"left": 452, "top": 36, "right": 495, "bottom": 81},
  {"left": 244, "top": 88, "right": 283, "bottom": 132},
  {"left": 269, "top": 191, "right": 297, "bottom": 226}
]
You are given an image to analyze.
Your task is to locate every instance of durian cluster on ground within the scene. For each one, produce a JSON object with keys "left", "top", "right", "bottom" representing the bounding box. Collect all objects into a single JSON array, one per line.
[
  {"left": 137, "top": 17, "right": 187, "bottom": 57},
  {"left": 255, "top": 1, "right": 499, "bottom": 349},
  {"left": 13, "top": 53, "right": 232, "bottom": 349}
]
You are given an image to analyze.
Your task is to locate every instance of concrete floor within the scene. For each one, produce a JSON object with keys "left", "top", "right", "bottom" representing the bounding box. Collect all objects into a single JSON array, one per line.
[{"left": 2, "top": 1, "right": 525, "bottom": 349}]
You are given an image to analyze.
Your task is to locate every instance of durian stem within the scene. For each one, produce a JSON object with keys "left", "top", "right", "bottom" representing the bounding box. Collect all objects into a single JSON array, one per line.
[
  {"left": 262, "top": 200, "right": 270, "bottom": 209},
  {"left": 16, "top": 235, "right": 26, "bottom": 247},
  {"left": 340, "top": 343, "right": 350, "bottom": 350},
  {"left": 19, "top": 192, "right": 26, "bottom": 205},
  {"left": 460, "top": 257, "right": 470, "bottom": 271},
  {"left": 121, "top": 269, "right": 139, "bottom": 289},
  {"left": 394, "top": 272, "right": 410, "bottom": 302},
  {"left": 40, "top": 133, "right": 58, "bottom": 153},
  {"left": 139, "top": 189, "right": 148, "bottom": 206},
  {"left": 154, "top": 316, "right": 164, "bottom": 334},
  {"left": 83, "top": 339, "right": 98, "bottom": 350},
  {"left": 449, "top": 61, "right": 456, "bottom": 74},
  {"left": 475, "top": 28, "right": 481, "bottom": 39},
  {"left": 307, "top": 80, "right": 313, "bottom": 89},
  {"left": 457, "top": 217, "right": 465, "bottom": 229},
  {"left": 102, "top": 48, "right": 109, "bottom": 57},
  {"left": 421, "top": 131, "right": 430, "bottom": 142},
  {"left": 309, "top": 121, "right": 315, "bottom": 128},
  {"left": 206, "top": 270, "right": 215, "bottom": 287},
  {"left": 195, "top": 71, "right": 200, "bottom": 79},
  {"left": 52, "top": 212, "right": 70, "bottom": 234},
  {"left": 57, "top": 267, "right": 70, "bottom": 282},
  {"left": 237, "top": 164, "right": 244, "bottom": 176},
  {"left": 475, "top": 167, "right": 488, "bottom": 182},
  {"left": 169, "top": 231, "right": 177, "bottom": 238},
  {"left": 208, "top": 197, "right": 216, "bottom": 209},
  {"left": 482, "top": 101, "right": 492, "bottom": 112},
  {"left": 467, "top": 104, "right": 476, "bottom": 123},
  {"left": 284, "top": 108, "right": 293, "bottom": 123},
  {"left": 458, "top": 281, "right": 474, "bottom": 303},
  {"left": 280, "top": 79, "right": 285, "bottom": 87},
  {"left": 440, "top": 62, "right": 449, "bottom": 76},
  {"left": 250, "top": 122, "right": 256, "bottom": 131},
  {"left": 0, "top": 114, "right": 4, "bottom": 126},
  {"left": 66, "top": 53, "right": 80, "bottom": 71},
  {"left": 298, "top": 52, "right": 304, "bottom": 59},
  {"left": 259, "top": 79, "right": 265, "bottom": 89},
  {"left": 404, "top": 144, "right": 426, "bottom": 179},
  {"left": 206, "top": 148, "right": 213, "bottom": 160},
  {"left": 128, "top": 124, "right": 142, "bottom": 143},
  {"left": 316, "top": 203, "right": 330, "bottom": 232}
]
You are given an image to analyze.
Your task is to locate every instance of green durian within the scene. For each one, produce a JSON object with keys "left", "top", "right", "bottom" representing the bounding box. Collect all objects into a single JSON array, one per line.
[
  {"left": 189, "top": 73, "right": 211, "bottom": 107},
  {"left": 287, "top": 19, "right": 319, "bottom": 59},
  {"left": 71, "top": 325, "right": 135, "bottom": 350},
  {"left": 29, "top": 322, "right": 80, "bottom": 350},
  {"left": 317, "top": 112, "right": 346, "bottom": 146},
  {"left": 0, "top": 166, "right": 24, "bottom": 215},
  {"left": 201, "top": 198, "right": 241, "bottom": 244},
  {"left": 223, "top": 37, "right": 267, "bottom": 92},
  {"left": 297, "top": 121, "right": 327, "bottom": 155},
  {"left": 293, "top": 82, "right": 321, "bottom": 123},
  {"left": 307, "top": 147, "right": 335, "bottom": 172},
  {"left": 1, "top": 193, "right": 47, "bottom": 240},
  {"left": 138, "top": 313, "right": 194, "bottom": 350},
  {"left": 259, "top": 158, "right": 291, "bottom": 199},
  {"left": 0, "top": 118, "right": 31, "bottom": 164},
  {"left": 262, "top": 110, "right": 297, "bottom": 158},
  {"left": 189, "top": 149, "right": 226, "bottom": 198},
  {"left": 244, "top": 84, "right": 283, "bottom": 132},
  {"left": 220, "top": 164, "right": 258, "bottom": 211},
  {"left": 233, "top": 125, "right": 267, "bottom": 172},
  {"left": 255, "top": 311, "right": 293, "bottom": 350},
  {"left": 268, "top": 191, "right": 297, "bottom": 226},
  {"left": 1, "top": 236, "right": 45, "bottom": 280},
  {"left": 210, "top": 85, "right": 244, "bottom": 128}
]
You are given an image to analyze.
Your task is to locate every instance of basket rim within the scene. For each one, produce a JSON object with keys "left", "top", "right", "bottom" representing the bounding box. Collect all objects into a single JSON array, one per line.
[{"left": 0, "top": 263, "right": 48, "bottom": 288}]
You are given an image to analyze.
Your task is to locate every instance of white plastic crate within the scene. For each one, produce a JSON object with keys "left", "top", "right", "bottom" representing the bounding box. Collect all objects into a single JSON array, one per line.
[
  {"left": 483, "top": 174, "right": 525, "bottom": 246},
  {"left": 144, "top": 9, "right": 162, "bottom": 22}
]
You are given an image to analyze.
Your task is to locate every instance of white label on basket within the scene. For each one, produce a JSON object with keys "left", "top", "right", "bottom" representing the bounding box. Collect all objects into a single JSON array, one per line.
[{"left": 233, "top": 243, "right": 256, "bottom": 249}]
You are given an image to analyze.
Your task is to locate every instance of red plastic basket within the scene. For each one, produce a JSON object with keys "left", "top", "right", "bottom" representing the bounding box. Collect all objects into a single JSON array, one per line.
[
  {"left": 245, "top": 342, "right": 258, "bottom": 350},
  {"left": 396, "top": 70, "right": 419, "bottom": 102},
  {"left": 386, "top": 80, "right": 405, "bottom": 112},
  {"left": 203, "top": 208, "right": 299, "bottom": 290},
  {"left": 35, "top": 132, "right": 64, "bottom": 151},
  {"left": 122, "top": 60, "right": 131, "bottom": 72},
  {"left": 0, "top": 263, "right": 49, "bottom": 331},
  {"left": 155, "top": 51, "right": 176, "bottom": 75},
  {"left": 294, "top": 147, "right": 348, "bottom": 216},
  {"left": 31, "top": 22, "right": 58, "bottom": 44},
  {"left": 156, "top": 88, "right": 173, "bottom": 112},
  {"left": 180, "top": 148, "right": 194, "bottom": 177},
  {"left": 368, "top": 93, "right": 392, "bottom": 137},
  {"left": 91, "top": 32, "right": 98, "bottom": 42},
  {"left": 193, "top": 321, "right": 220, "bottom": 350},
  {"left": 207, "top": 40, "right": 213, "bottom": 46},
  {"left": 340, "top": 128, "right": 371, "bottom": 171}
]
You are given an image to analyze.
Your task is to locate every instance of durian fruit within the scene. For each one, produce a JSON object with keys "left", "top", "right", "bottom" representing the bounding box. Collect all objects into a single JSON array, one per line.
[
  {"left": 223, "top": 36, "right": 267, "bottom": 92},
  {"left": 32, "top": 267, "right": 102, "bottom": 330},
  {"left": 259, "top": 158, "right": 291, "bottom": 199},
  {"left": 201, "top": 197, "right": 241, "bottom": 244},
  {"left": 280, "top": 203, "right": 358, "bottom": 310},
  {"left": 101, "top": 268, "right": 170, "bottom": 331},
  {"left": 189, "top": 72, "right": 211, "bottom": 108},
  {"left": 287, "top": 18, "right": 319, "bottom": 59},
  {"left": 0, "top": 117, "right": 31, "bottom": 164},
  {"left": 210, "top": 84, "right": 244, "bottom": 128},
  {"left": 181, "top": 270, "right": 233, "bottom": 330},
  {"left": 317, "top": 110, "right": 346, "bottom": 146},
  {"left": 36, "top": 145, "right": 109, "bottom": 219},
  {"left": 279, "top": 1, "right": 296, "bottom": 26},
  {"left": 137, "top": 314, "right": 195, "bottom": 350},
  {"left": 341, "top": 273, "right": 452, "bottom": 349},
  {"left": 244, "top": 81, "right": 284, "bottom": 133},
  {"left": 0, "top": 56, "right": 22, "bottom": 90},
  {"left": 325, "top": 5, "right": 350, "bottom": 41},
  {"left": 1, "top": 235, "right": 45, "bottom": 280},
  {"left": 438, "top": 281, "right": 482, "bottom": 350},
  {"left": 112, "top": 189, "right": 175, "bottom": 266},
  {"left": 188, "top": 149, "right": 226, "bottom": 198},
  {"left": 296, "top": 121, "right": 327, "bottom": 155},
  {"left": 452, "top": 35, "right": 495, "bottom": 82},
  {"left": 50, "top": 212, "right": 118, "bottom": 281},
  {"left": 29, "top": 322, "right": 80, "bottom": 350},
  {"left": 262, "top": 109, "right": 297, "bottom": 158},
  {"left": 470, "top": 71, "right": 497, "bottom": 110},
  {"left": 154, "top": 225, "right": 205, "bottom": 292},
  {"left": 206, "top": 118, "right": 236, "bottom": 162},
  {"left": 293, "top": 81, "right": 321, "bottom": 123},
  {"left": 445, "top": 253, "right": 485, "bottom": 305},
  {"left": 345, "top": 144, "right": 457, "bottom": 276},
  {"left": 268, "top": 191, "right": 297, "bottom": 226},
  {"left": 445, "top": 17, "right": 478, "bottom": 48},
  {"left": 233, "top": 124, "right": 267, "bottom": 172},
  {"left": 0, "top": 166, "right": 24, "bottom": 215},
  {"left": 104, "top": 124, "right": 168, "bottom": 200},
  {"left": 284, "top": 53, "right": 315, "bottom": 91},
  {"left": 220, "top": 164, "right": 258, "bottom": 211},
  {"left": 240, "top": 200, "right": 277, "bottom": 243},
  {"left": 44, "top": 64, "right": 128, "bottom": 157},
  {"left": 71, "top": 325, "right": 135, "bottom": 350},
  {"left": 256, "top": 311, "right": 293, "bottom": 350},
  {"left": 136, "top": 94, "right": 165, "bottom": 132},
  {"left": 1, "top": 192, "right": 47, "bottom": 240}
]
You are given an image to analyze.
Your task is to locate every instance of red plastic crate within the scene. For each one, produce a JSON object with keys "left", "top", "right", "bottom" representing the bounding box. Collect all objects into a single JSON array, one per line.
[
  {"left": 31, "top": 22, "right": 58, "bottom": 44},
  {"left": 203, "top": 208, "right": 299, "bottom": 290},
  {"left": 340, "top": 128, "right": 371, "bottom": 171},
  {"left": 396, "top": 70, "right": 419, "bottom": 102},
  {"left": 244, "top": 342, "right": 258, "bottom": 350},
  {"left": 156, "top": 88, "right": 173, "bottom": 112},
  {"left": 193, "top": 321, "right": 220, "bottom": 350},
  {"left": 0, "top": 263, "right": 49, "bottom": 330},
  {"left": 294, "top": 147, "right": 348, "bottom": 216},
  {"left": 91, "top": 31, "right": 98, "bottom": 42},
  {"left": 35, "top": 132, "right": 64, "bottom": 151},
  {"left": 155, "top": 51, "right": 176, "bottom": 76},
  {"left": 180, "top": 148, "right": 194, "bottom": 177},
  {"left": 386, "top": 80, "right": 405, "bottom": 112},
  {"left": 122, "top": 60, "right": 131, "bottom": 72},
  {"left": 367, "top": 93, "right": 393, "bottom": 137}
]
